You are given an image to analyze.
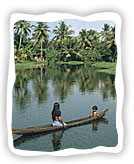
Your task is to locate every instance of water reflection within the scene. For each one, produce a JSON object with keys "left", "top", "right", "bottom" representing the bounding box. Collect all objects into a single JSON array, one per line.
[
  {"left": 32, "top": 66, "right": 48, "bottom": 103},
  {"left": 92, "top": 118, "right": 108, "bottom": 131},
  {"left": 14, "top": 69, "right": 31, "bottom": 109},
  {"left": 14, "top": 64, "right": 116, "bottom": 108},
  {"left": 52, "top": 130, "right": 64, "bottom": 151},
  {"left": 13, "top": 118, "right": 108, "bottom": 148}
]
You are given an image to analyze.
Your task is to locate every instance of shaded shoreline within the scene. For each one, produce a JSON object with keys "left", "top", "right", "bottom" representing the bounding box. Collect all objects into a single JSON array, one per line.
[{"left": 15, "top": 61, "right": 116, "bottom": 75}]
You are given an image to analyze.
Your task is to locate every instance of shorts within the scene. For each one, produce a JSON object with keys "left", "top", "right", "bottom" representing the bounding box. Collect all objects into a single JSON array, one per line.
[{"left": 52, "top": 121, "right": 63, "bottom": 127}]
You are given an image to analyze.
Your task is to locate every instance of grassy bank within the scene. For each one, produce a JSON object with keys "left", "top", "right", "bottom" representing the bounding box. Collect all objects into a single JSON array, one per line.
[
  {"left": 56, "top": 61, "right": 84, "bottom": 65},
  {"left": 15, "top": 61, "right": 116, "bottom": 75},
  {"left": 92, "top": 62, "right": 116, "bottom": 75},
  {"left": 15, "top": 61, "right": 43, "bottom": 70},
  {"left": 15, "top": 61, "right": 84, "bottom": 70}
]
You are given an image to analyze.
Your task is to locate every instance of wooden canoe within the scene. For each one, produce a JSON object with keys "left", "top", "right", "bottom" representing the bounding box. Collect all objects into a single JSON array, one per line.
[
  {"left": 13, "top": 117, "right": 108, "bottom": 147},
  {"left": 12, "top": 109, "right": 109, "bottom": 135}
]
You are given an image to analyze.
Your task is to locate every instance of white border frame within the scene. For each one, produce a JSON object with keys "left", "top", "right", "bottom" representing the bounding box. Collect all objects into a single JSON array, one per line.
[{"left": 7, "top": 12, "right": 123, "bottom": 156}]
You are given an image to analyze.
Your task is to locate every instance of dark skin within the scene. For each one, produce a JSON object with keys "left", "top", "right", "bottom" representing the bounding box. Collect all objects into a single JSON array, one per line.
[
  {"left": 55, "top": 116, "right": 62, "bottom": 122},
  {"left": 90, "top": 109, "right": 100, "bottom": 118},
  {"left": 54, "top": 116, "right": 65, "bottom": 127}
]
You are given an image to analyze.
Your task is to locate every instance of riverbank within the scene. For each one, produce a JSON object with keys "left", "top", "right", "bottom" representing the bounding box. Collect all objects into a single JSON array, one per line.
[
  {"left": 56, "top": 61, "right": 84, "bottom": 65},
  {"left": 15, "top": 61, "right": 116, "bottom": 75},
  {"left": 15, "top": 61, "right": 84, "bottom": 70},
  {"left": 15, "top": 61, "right": 46, "bottom": 70},
  {"left": 92, "top": 62, "right": 116, "bottom": 75}
]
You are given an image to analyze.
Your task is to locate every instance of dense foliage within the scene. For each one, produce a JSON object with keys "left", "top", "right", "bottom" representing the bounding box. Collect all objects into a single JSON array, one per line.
[{"left": 14, "top": 20, "right": 117, "bottom": 65}]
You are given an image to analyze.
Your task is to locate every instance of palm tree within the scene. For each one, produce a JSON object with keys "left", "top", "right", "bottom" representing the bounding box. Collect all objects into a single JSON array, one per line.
[
  {"left": 78, "top": 29, "right": 91, "bottom": 49},
  {"left": 87, "top": 30, "right": 100, "bottom": 49},
  {"left": 14, "top": 20, "right": 31, "bottom": 51},
  {"left": 100, "top": 24, "right": 111, "bottom": 42},
  {"left": 32, "top": 22, "right": 50, "bottom": 59},
  {"left": 52, "top": 21, "right": 74, "bottom": 45},
  {"left": 78, "top": 29, "right": 100, "bottom": 50},
  {"left": 107, "top": 26, "right": 116, "bottom": 47},
  {"left": 60, "top": 37, "right": 83, "bottom": 61},
  {"left": 107, "top": 26, "right": 117, "bottom": 62}
]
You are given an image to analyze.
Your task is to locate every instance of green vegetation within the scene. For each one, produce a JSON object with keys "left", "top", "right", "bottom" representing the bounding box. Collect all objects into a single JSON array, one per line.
[
  {"left": 15, "top": 61, "right": 116, "bottom": 75},
  {"left": 14, "top": 20, "right": 117, "bottom": 68},
  {"left": 92, "top": 62, "right": 116, "bottom": 75},
  {"left": 15, "top": 61, "right": 39, "bottom": 70},
  {"left": 92, "top": 62, "right": 116, "bottom": 69},
  {"left": 56, "top": 61, "right": 84, "bottom": 65}
]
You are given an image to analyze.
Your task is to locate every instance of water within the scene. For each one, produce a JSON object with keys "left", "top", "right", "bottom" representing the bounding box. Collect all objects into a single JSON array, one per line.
[{"left": 12, "top": 64, "right": 118, "bottom": 151}]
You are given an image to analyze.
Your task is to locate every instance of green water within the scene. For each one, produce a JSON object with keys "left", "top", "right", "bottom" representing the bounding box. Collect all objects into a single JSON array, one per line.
[{"left": 12, "top": 64, "right": 118, "bottom": 151}]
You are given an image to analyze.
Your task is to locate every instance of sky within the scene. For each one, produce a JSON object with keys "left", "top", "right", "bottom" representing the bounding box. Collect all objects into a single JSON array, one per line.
[{"left": 29, "top": 19, "right": 115, "bottom": 39}]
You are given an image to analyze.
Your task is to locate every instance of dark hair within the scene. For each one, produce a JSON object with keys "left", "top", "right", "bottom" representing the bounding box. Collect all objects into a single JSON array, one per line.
[
  {"left": 92, "top": 105, "right": 98, "bottom": 111},
  {"left": 52, "top": 102, "right": 61, "bottom": 121},
  {"left": 53, "top": 102, "right": 60, "bottom": 111}
]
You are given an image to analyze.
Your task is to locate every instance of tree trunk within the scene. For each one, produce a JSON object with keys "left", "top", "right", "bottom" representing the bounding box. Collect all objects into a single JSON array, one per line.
[
  {"left": 40, "top": 66, "right": 43, "bottom": 83},
  {"left": 41, "top": 40, "right": 43, "bottom": 59},
  {"left": 18, "top": 30, "right": 23, "bottom": 51}
]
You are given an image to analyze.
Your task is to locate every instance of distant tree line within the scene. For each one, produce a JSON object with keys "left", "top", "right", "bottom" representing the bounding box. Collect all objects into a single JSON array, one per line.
[{"left": 14, "top": 20, "right": 117, "bottom": 65}]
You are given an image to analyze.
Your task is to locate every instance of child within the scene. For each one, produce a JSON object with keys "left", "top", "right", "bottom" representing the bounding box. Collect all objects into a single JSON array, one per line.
[
  {"left": 91, "top": 106, "right": 100, "bottom": 118},
  {"left": 51, "top": 102, "right": 67, "bottom": 126}
]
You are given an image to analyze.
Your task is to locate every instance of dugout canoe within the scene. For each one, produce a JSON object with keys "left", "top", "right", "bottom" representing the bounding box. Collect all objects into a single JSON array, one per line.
[
  {"left": 13, "top": 117, "right": 108, "bottom": 146},
  {"left": 12, "top": 109, "right": 109, "bottom": 135}
]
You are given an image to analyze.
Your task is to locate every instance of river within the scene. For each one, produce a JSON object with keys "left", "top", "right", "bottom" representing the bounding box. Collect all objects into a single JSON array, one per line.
[{"left": 12, "top": 64, "right": 118, "bottom": 151}]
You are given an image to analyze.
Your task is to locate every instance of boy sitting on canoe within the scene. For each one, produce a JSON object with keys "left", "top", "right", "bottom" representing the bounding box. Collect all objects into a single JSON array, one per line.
[
  {"left": 90, "top": 106, "right": 100, "bottom": 118},
  {"left": 51, "top": 102, "right": 66, "bottom": 127}
]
